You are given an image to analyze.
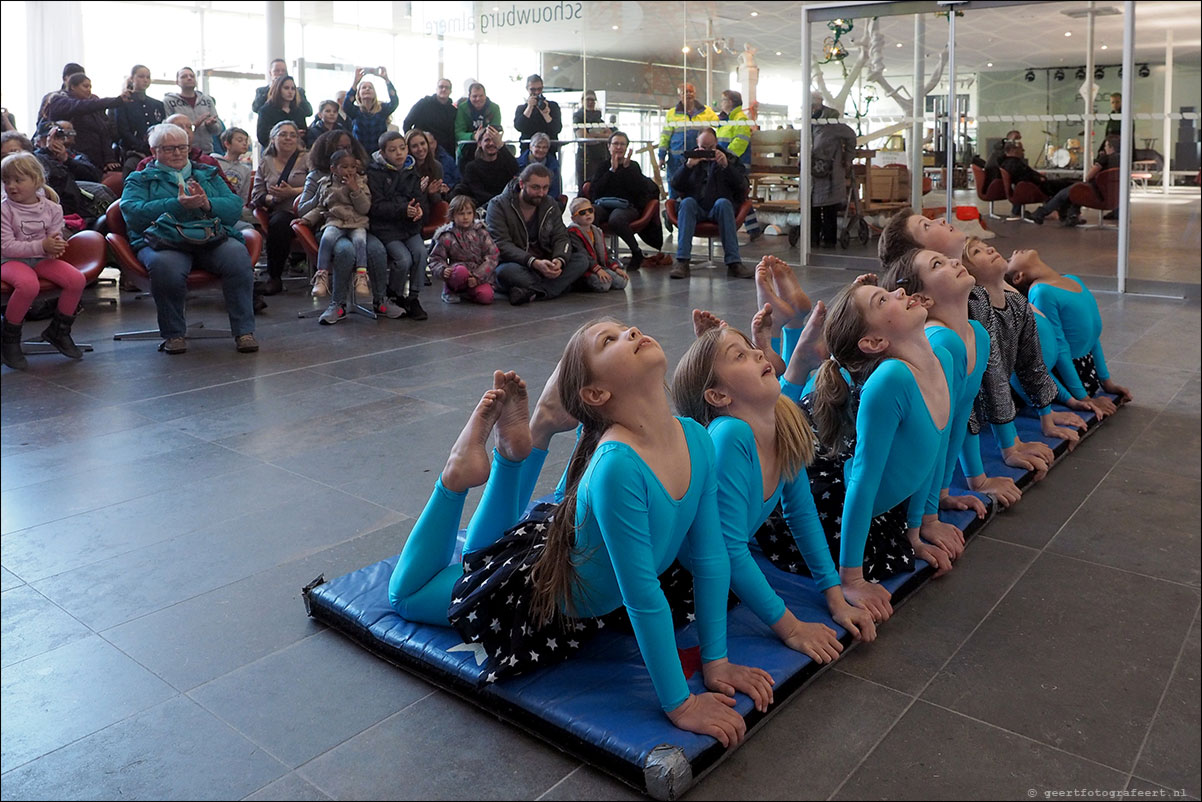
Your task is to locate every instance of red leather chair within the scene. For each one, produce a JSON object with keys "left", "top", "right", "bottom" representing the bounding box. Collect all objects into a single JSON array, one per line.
[
  {"left": 581, "top": 182, "right": 661, "bottom": 260},
  {"left": 0, "top": 231, "right": 107, "bottom": 356},
  {"left": 1068, "top": 168, "right": 1121, "bottom": 229},
  {"left": 971, "top": 164, "right": 1007, "bottom": 219},
  {"left": 665, "top": 197, "right": 753, "bottom": 264},
  {"left": 105, "top": 200, "right": 262, "bottom": 341},
  {"left": 421, "top": 200, "right": 450, "bottom": 240},
  {"left": 1000, "top": 167, "right": 1049, "bottom": 223}
]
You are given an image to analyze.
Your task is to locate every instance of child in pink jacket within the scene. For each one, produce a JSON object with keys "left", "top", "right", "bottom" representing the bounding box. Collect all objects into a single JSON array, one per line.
[
  {"left": 428, "top": 195, "right": 499, "bottom": 305},
  {"left": 2, "top": 152, "right": 86, "bottom": 368}
]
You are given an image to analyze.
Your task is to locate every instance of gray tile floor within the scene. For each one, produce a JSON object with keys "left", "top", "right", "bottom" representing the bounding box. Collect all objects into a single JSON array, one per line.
[{"left": 2, "top": 219, "right": 1199, "bottom": 800}]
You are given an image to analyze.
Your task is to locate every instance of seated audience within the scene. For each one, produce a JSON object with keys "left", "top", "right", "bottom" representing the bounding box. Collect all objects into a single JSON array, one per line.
[
  {"left": 406, "top": 128, "right": 451, "bottom": 203},
  {"left": 32, "top": 121, "right": 104, "bottom": 226},
  {"left": 403, "top": 79, "right": 457, "bottom": 160},
  {"left": 1027, "top": 135, "right": 1123, "bottom": 227},
  {"left": 250, "top": 120, "right": 308, "bottom": 295},
  {"left": 451, "top": 127, "right": 518, "bottom": 209},
  {"left": 516, "top": 132, "right": 561, "bottom": 202},
  {"left": 513, "top": 74, "right": 561, "bottom": 156},
  {"left": 587, "top": 131, "right": 667, "bottom": 270},
  {"left": 427, "top": 131, "right": 461, "bottom": 189},
  {"left": 367, "top": 131, "right": 428, "bottom": 321},
  {"left": 996, "top": 139, "right": 1075, "bottom": 217},
  {"left": 669, "top": 127, "right": 752, "bottom": 279},
  {"left": 573, "top": 90, "right": 610, "bottom": 193},
  {"left": 428, "top": 195, "right": 498, "bottom": 305},
  {"left": 44, "top": 72, "right": 132, "bottom": 172},
  {"left": 119, "top": 123, "right": 258, "bottom": 355},
  {"left": 38, "top": 63, "right": 87, "bottom": 122},
  {"left": 565, "top": 196, "right": 627, "bottom": 293},
  {"left": 1, "top": 152, "right": 88, "bottom": 369},
  {"left": 256, "top": 75, "right": 309, "bottom": 149},
  {"left": 343, "top": 68, "right": 399, "bottom": 156},
  {"left": 163, "top": 67, "right": 223, "bottom": 154},
  {"left": 213, "top": 127, "right": 254, "bottom": 226},
  {"left": 113, "top": 64, "right": 166, "bottom": 173},
  {"left": 486, "top": 163, "right": 587, "bottom": 306}
]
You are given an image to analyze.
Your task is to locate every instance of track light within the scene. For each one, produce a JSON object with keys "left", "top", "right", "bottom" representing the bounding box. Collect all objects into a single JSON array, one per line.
[
  {"left": 1054, "top": 68, "right": 1065, "bottom": 81},
  {"left": 1025, "top": 69, "right": 1036, "bottom": 82},
  {"left": 1094, "top": 66, "right": 1105, "bottom": 80},
  {"left": 1118, "top": 66, "right": 1123, "bottom": 78},
  {"left": 1138, "top": 63, "right": 1150, "bottom": 78},
  {"left": 1076, "top": 66, "right": 1086, "bottom": 80}
]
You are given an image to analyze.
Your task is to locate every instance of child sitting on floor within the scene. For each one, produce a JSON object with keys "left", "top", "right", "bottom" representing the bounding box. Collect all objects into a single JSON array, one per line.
[
  {"left": 566, "top": 196, "right": 627, "bottom": 293},
  {"left": 300, "top": 148, "right": 371, "bottom": 305},
  {"left": 1, "top": 152, "right": 87, "bottom": 368},
  {"left": 428, "top": 194, "right": 499, "bottom": 305}
]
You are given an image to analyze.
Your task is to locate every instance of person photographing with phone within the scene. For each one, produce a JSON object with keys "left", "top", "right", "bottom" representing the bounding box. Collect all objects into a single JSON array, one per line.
[
  {"left": 343, "top": 67, "right": 399, "bottom": 156},
  {"left": 668, "top": 127, "right": 752, "bottom": 280},
  {"left": 513, "top": 73, "right": 561, "bottom": 157}
]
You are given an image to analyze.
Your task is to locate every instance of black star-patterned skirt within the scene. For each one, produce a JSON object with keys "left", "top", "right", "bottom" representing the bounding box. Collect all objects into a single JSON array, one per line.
[
  {"left": 1071, "top": 352, "right": 1102, "bottom": 397},
  {"left": 448, "top": 503, "right": 701, "bottom": 684},
  {"left": 754, "top": 452, "right": 915, "bottom": 584}
]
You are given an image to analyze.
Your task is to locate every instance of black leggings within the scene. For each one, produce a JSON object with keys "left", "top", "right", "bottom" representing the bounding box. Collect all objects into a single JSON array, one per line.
[{"left": 265, "top": 209, "right": 296, "bottom": 280}]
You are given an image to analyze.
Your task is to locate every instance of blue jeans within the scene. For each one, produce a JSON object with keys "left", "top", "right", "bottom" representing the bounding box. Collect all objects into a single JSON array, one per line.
[
  {"left": 675, "top": 196, "right": 741, "bottom": 265},
  {"left": 317, "top": 226, "right": 366, "bottom": 273},
  {"left": 384, "top": 234, "right": 428, "bottom": 299},
  {"left": 330, "top": 234, "right": 387, "bottom": 305},
  {"left": 1036, "top": 186, "right": 1080, "bottom": 221},
  {"left": 137, "top": 239, "right": 256, "bottom": 338},
  {"left": 495, "top": 250, "right": 590, "bottom": 300}
]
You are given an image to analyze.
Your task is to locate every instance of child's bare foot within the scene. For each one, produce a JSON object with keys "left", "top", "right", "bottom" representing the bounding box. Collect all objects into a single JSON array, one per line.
[
  {"left": 768, "top": 256, "right": 812, "bottom": 324},
  {"left": 530, "top": 361, "right": 578, "bottom": 450},
  {"left": 692, "top": 308, "right": 726, "bottom": 338},
  {"left": 752, "top": 303, "right": 787, "bottom": 377},
  {"left": 755, "top": 263, "right": 793, "bottom": 332},
  {"left": 442, "top": 388, "right": 506, "bottom": 493},
  {"left": 495, "top": 370, "right": 533, "bottom": 462},
  {"left": 783, "top": 300, "right": 828, "bottom": 385}
]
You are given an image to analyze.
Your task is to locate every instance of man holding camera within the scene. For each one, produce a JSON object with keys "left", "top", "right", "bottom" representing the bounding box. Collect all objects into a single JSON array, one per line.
[
  {"left": 513, "top": 74, "right": 561, "bottom": 156},
  {"left": 669, "top": 127, "right": 752, "bottom": 279}
]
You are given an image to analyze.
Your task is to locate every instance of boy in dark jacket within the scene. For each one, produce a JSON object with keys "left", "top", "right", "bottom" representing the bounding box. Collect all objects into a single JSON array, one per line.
[{"left": 367, "top": 131, "right": 429, "bottom": 320}]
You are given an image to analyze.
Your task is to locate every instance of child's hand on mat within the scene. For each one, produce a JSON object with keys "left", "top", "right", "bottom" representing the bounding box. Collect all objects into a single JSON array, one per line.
[
  {"left": 1089, "top": 395, "right": 1118, "bottom": 418},
  {"left": 825, "top": 592, "right": 877, "bottom": 642},
  {"left": 1002, "top": 444, "right": 1050, "bottom": 481},
  {"left": 839, "top": 567, "right": 893, "bottom": 623},
  {"left": 771, "top": 612, "right": 842, "bottom": 664},
  {"left": 966, "top": 474, "right": 1022, "bottom": 508},
  {"left": 1015, "top": 438, "right": 1055, "bottom": 465},
  {"left": 1048, "top": 410, "right": 1088, "bottom": 432},
  {"left": 702, "top": 658, "right": 774, "bottom": 713},
  {"left": 940, "top": 491, "right": 988, "bottom": 519},
  {"left": 667, "top": 692, "right": 745, "bottom": 748},
  {"left": 1100, "top": 379, "right": 1132, "bottom": 404},
  {"left": 913, "top": 540, "right": 953, "bottom": 577},
  {"left": 918, "top": 517, "right": 965, "bottom": 561}
]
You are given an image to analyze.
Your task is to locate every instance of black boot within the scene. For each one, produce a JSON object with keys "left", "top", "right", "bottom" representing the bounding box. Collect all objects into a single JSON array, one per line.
[
  {"left": 2, "top": 317, "right": 28, "bottom": 370},
  {"left": 40, "top": 310, "right": 84, "bottom": 359}
]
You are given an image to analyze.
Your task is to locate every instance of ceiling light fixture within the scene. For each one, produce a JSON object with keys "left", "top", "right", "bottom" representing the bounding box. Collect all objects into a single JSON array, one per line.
[
  {"left": 1064, "top": 31, "right": 1072, "bottom": 37},
  {"left": 1138, "top": 63, "right": 1151, "bottom": 78},
  {"left": 611, "top": 24, "right": 618, "bottom": 30},
  {"left": 1095, "top": 66, "right": 1105, "bottom": 80},
  {"left": 1101, "top": 44, "right": 1109, "bottom": 50},
  {"left": 681, "top": 45, "right": 690, "bottom": 54},
  {"left": 1054, "top": 68, "right": 1065, "bottom": 81},
  {"left": 1024, "top": 69, "right": 1036, "bottom": 82},
  {"left": 775, "top": 51, "right": 782, "bottom": 56},
  {"left": 750, "top": 10, "right": 758, "bottom": 16},
  {"left": 1076, "top": 66, "right": 1087, "bottom": 80},
  {"left": 896, "top": 42, "right": 903, "bottom": 48},
  {"left": 986, "top": 62, "right": 993, "bottom": 67}
]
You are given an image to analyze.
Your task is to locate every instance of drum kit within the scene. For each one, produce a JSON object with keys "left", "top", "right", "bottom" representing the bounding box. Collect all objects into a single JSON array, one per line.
[{"left": 1045, "top": 137, "right": 1083, "bottom": 168}]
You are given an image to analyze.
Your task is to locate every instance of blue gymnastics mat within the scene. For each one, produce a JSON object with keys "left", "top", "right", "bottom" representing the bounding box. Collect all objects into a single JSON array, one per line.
[{"left": 302, "top": 397, "right": 1119, "bottom": 800}]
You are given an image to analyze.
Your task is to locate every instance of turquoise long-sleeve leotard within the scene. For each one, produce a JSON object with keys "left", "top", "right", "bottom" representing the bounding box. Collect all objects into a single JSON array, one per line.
[
  {"left": 927, "top": 320, "right": 990, "bottom": 486},
  {"left": 573, "top": 416, "right": 729, "bottom": 712},
  {"left": 708, "top": 416, "right": 839, "bottom": 628},
  {"left": 1027, "top": 275, "right": 1110, "bottom": 400},
  {"left": 1013, "top": 306, "right": 1074, "bottom": 407},
  {"left": 839, "top": 347, "right": 955, "bottom": 569}
]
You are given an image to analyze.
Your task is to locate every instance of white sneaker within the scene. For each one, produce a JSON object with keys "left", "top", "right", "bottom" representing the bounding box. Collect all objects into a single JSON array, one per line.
[
  {"left": 441, "top": 288, "right": 461, "bottom": 304},
  {"left": 310, "top": 271, "right": 330, "bottom": 298}
]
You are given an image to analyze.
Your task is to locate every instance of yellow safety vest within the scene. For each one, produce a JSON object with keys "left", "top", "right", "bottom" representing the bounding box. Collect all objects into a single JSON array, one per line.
[
  {"left": 658, "top": 103, "right": 720, "bottom": 155},
  {"left": 716, "top": 106, "right": 752, "bottom": 158}
]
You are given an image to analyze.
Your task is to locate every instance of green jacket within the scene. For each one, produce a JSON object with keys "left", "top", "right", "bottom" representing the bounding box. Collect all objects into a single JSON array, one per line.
[{"left": 120, "top": 161, "right": 245, "bottom": 251}]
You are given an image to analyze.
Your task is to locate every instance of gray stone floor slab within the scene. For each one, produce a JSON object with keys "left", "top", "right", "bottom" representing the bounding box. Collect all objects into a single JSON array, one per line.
[
  {"left": 1, "top": 584, "right": 93, "bottom": 668},
  {"left": 243, "top": 772, "right": 334, "bottom": 801},
  {"left": 1134, "top": 612, "right": 1202, "bottom": 798},
  {"left": 922, "top": 552, "right": 1197, "bottom": 770}
]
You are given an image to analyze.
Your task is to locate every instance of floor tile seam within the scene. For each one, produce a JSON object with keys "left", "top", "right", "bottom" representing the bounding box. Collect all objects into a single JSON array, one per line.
[
  {"left": 917, "top": 698, "right": 1157, "bottom": 778},
  {"left": 181, "top": 687, "right": 298, "bottom": 771},
  {"left": 829, "top": 666, "right": 920, "bottom": 701},
  {"left": 1039, "top": 543, "right": 1202, "bottom": 590},
  {"left": 1127, "top": 772, "right": 1200, "bottom": 800},
  {"left": 824, "top": 688, "right": 924, "bottom": 800},
  {"left": 532, "top": 764, "right": 586, "bottom": 801},
  {"left": 1124, "top": 602, "right": 1202, "bottom": 781},
  {"left": 285, "top": 687, "right": 440, "bottom": 776}
]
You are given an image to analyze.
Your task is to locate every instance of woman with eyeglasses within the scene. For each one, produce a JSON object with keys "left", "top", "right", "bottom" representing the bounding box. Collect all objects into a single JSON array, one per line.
[{"left": 250, "top": 121, "right": 309, "bottom": 295}]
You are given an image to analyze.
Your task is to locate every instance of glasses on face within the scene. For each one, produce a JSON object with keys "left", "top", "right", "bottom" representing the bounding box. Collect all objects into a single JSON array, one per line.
[
  {"left": 575, "top": 207, "right": 594, "bottom": 215},
  {"left": 155, "top": 144, "right": 189, "bottom": 154},
  {"left": 437, "top": 84, "right": 451, "bottom": 91}
]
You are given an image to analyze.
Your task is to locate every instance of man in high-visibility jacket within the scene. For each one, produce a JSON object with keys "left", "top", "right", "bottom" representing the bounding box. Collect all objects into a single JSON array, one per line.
[
  {"left": 657, "top": 83, "right": 718, "bottom": 200},
  {"left": 716, "top": 89, "right": 752, "bottom": 166}
]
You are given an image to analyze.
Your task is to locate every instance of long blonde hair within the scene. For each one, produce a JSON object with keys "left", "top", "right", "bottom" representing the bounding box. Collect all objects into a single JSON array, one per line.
[
  {"left": 808, "top": 279, "right": 888, "bottom": 455},
  {"left": 356, "top": 80, "right": 382, "bottom": 115},
  {"left": 671, "top": 327, "right": 814, "bottom": 480},
  {"left": 529, "top": 319, "right": 616, "bottom": 624}
]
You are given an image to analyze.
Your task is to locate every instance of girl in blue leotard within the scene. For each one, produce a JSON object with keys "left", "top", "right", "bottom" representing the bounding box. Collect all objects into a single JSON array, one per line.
[
  {"left": 672, "top": 323, "right": 880, "bottom": 647},
  {"left": 807, "top": 277, "right": 959, "bottom": 593},
  {"left": 389, "top": 322, "right": 773, "bottom": 748},
  {"left": 1005, "top": 249, "right": 1131, "bottom": 410}
]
